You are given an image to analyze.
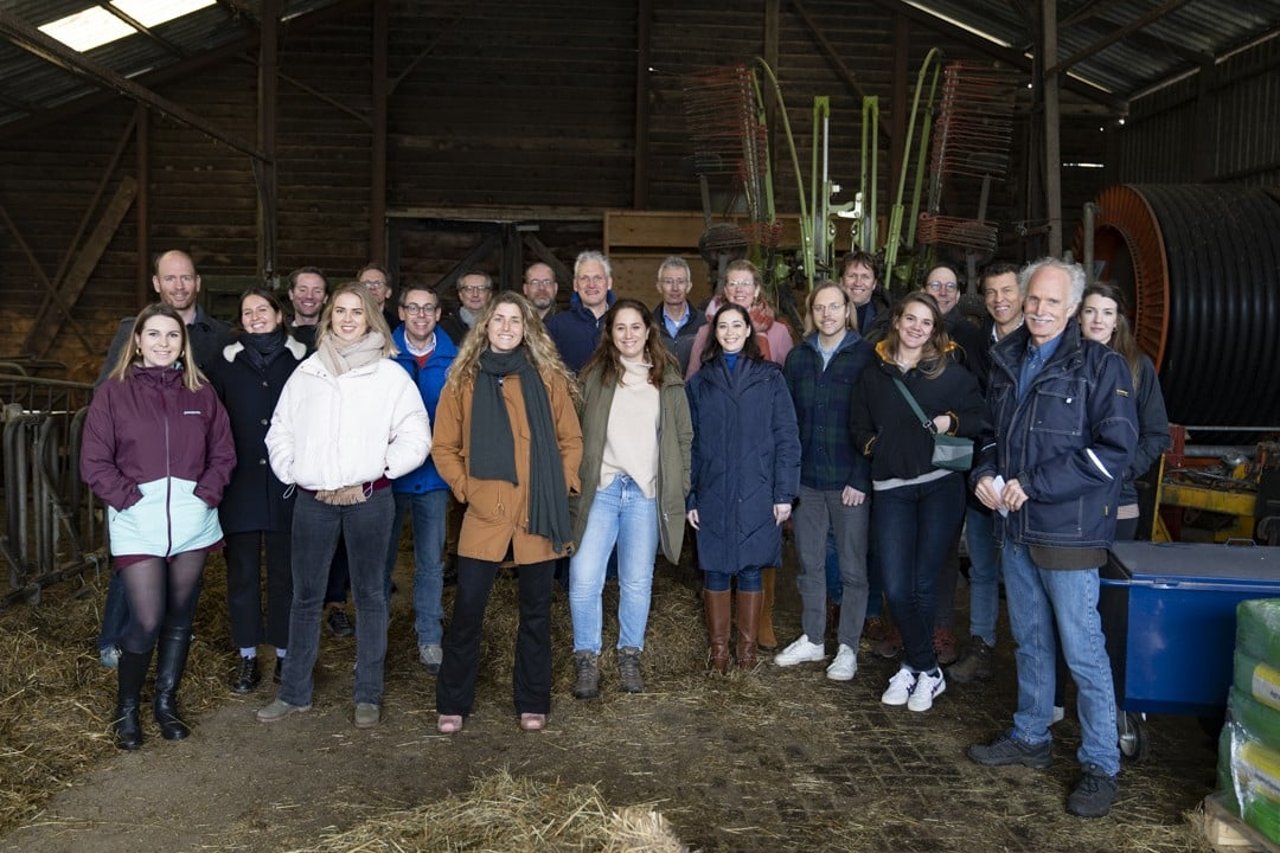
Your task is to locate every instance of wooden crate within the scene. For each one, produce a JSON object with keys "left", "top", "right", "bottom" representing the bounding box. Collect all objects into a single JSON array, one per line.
[{"left": 1202, "top": 794, "right": 1280, "bottom": 851}]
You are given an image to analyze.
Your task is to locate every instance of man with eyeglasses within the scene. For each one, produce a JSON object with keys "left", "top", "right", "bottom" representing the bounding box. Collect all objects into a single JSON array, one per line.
[
  {"left": 546, "top": 250, "right": 616, "bottom": 373},
  {"left": 522, "top": 262, "right": 560, "bottom": 321},
  {"left": 357, "top": 262, "right": 400, "bottom": 335},
  {"left": 652, "top": 256, "right": 704, "bottom": 375},
  {"left": 383, "top": 284, "right": 457, "bottom": 676},
  {"left": 440, "top": 270, "right": 493, "bottom": 346}
]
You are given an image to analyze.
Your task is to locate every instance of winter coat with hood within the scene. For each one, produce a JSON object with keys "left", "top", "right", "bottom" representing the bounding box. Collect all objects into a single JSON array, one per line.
[
  {"left": 389, "top": 325, "right": 459, "bottom": 495},
  {"left": 570, "top": 359, "right": 693, "bottom": 564},
  {"left": 686, "top": 355, "right": 801, "bottom": 575},
  {"left": 432, "top": 370, "right": 583, "bottom": 564},
  {"left": 81, "top": 365, "right": 236, "bottom": 557},
  {"left": 206, "top": 335, "right": 307, "bottom": 534}
]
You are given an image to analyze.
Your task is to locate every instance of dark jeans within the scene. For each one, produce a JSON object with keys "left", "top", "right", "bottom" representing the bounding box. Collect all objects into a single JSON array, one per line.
[
  {"left": 702, "top": 567, "right": 762, "bottom": 592},
  {"left": 278, "top": 488, "right": 394, "bottom": 707},
  {"left": 437, "top": 556, "right": 555, "bottom": 718},
  {"left": 324, "top": 532, "right": 350, "bottom": 607},
  {"left": 873, "top": 473, "right": 966, "bottom": 672},
  {"left": 225, "top": 530, "right": 293, "bottom": 650},
  {"left": 99, "top": 570, "right": 129, "bottom": 650}
]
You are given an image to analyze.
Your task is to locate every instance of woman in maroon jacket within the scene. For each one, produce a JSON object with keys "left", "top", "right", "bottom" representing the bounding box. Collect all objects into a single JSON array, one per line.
[{"left": 81, "top": 303, "right": 235, "bottom": 750}]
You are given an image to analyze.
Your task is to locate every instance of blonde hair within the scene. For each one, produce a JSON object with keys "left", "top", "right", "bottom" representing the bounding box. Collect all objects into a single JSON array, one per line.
[
  {"left": 316, "top": 283, "right": 397, "bottom": 356},
  {"left": 108, "top": 303, "right": 205, "bottom": 392},
  {"left": 445, "top": 291, "right": 578, "bottom": 397},
  {"left": 802, "top": 281, "right": 852, "bottom": 336}
]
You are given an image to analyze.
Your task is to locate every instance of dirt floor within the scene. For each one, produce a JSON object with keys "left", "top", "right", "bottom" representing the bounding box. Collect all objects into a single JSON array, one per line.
[{"left": 0, "top": 546, "right": 1220, "bottom": 852}]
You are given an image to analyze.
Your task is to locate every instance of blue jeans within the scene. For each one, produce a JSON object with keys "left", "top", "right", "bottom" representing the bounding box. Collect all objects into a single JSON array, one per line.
[
  {"left": 99, "top": 570, "right": 129, "bottom": 650},
  {"left": 278, "top": 488, "right": 393, "bottom": 707},
  {"left": 964, "top": 504, "right": 1001, "bottom": 647},
  {"left": 873, "top": 473, "right": 966, "bottom": 672},
  {"left": 1002, "top": 542, "right": 1119, "bottom": 775},
  {"left": 703, "top": 567, "right": 762, "bottom": 592},
  {"left": 569, "top": 475, "right": 659, "bottom": 654},
  {"left": 384, "top": 489, "right": 448, "bottom": 646}
]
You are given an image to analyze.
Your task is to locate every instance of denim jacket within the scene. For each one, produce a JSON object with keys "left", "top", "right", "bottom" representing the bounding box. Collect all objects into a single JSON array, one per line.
[{"left": 973, "top": 321, "right": 1138, "bottom": 549}]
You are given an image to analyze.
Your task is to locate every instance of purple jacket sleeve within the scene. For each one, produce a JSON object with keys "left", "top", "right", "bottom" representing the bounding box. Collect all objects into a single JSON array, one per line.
[{"left": 79, "top": 383, "right": 142, "bottom": 512}]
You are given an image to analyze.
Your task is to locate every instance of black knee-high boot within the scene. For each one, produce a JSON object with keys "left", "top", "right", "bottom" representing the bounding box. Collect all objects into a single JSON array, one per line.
[
  {"left": 153, "top": 627, "right": 192, "bottom": 740},
  {"left": 114, "top": 648, "right": 152, "bottom": 750}
]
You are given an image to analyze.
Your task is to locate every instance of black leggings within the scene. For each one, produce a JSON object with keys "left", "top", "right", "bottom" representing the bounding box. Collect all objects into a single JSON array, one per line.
[{"left": 119, "top": 550, "right": 208, "bottom": 654}]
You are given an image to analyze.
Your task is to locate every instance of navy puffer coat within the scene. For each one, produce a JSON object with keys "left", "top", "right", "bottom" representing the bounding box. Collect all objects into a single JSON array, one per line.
[{"left": 686, "top": 355, "right": 801, "bottom": 575}]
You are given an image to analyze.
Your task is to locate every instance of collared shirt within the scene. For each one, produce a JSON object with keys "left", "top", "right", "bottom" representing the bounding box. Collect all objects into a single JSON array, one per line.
[
  {"left": 1017, "top": 332, "right": 1063, "bottom": 401},
  {"left": 662, "top": 303, "right": 691, "bottom": 339}
]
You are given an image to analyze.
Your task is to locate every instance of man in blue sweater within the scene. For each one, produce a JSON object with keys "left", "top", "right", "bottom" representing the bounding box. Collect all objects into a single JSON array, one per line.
[{"left": 546, "top": 250, "right": 615, "bottom": 373}]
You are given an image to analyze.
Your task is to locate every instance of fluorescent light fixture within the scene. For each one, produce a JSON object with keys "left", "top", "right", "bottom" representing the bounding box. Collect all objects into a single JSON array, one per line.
[
  {"left": 1064, "top": 162, "right": 1105, "bottom": 168},
  {"left": 111, "top": 0, "right": 217, "bottom": 28},
  {"left": 39, "top": 7, "right": 134, "bottom": 52}
]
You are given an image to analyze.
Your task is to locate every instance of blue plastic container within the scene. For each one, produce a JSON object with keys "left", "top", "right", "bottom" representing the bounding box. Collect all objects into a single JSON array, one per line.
[{"left": 1099, "top": 542, "right": 1280, "bottom": 717}]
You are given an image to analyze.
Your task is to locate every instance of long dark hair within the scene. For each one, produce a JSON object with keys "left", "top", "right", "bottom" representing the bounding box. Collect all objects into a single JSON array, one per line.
[
  {"left": 882, "top": 290, "right": 951, "bottom": 379},
  {"left": 702, "top": 302, "right": 762, "bottom": 364},
  {"left": 1080, "top": 282, "right": 1143, "bottom": 390},
  {"left": 581, "top": 299, "right": 675, "bottom": 388}
]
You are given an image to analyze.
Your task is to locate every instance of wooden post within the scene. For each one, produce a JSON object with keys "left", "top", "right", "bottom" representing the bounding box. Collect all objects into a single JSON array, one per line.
[
  {"left": 258, "top": 0, "right": 278, "bottom": 279},
  {"left": 135, "top": 103, "right": 149, "bottom": 308},
  {"left": 633, "top": 0, "right": 651, "bottom": 209},
  {"left": 1042, "top": 0, "right": 1063, "bottom": 257},
  {"left": 370, "top": 0, "right": 388, "bottom": 263}
]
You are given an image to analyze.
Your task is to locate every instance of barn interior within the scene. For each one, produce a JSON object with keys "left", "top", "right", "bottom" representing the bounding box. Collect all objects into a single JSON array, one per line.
[{"left": 1, "top": 0, "right": 1279, "bottom": 850}]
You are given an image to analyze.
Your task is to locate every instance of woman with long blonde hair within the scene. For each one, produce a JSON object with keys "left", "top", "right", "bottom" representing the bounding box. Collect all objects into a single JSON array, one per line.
[{"left": 433, "top": 291, "right": 583, "bottom": 733}]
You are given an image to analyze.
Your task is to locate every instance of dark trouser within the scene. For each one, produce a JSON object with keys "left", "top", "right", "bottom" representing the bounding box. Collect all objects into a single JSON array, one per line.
[
  {"left": 225, "top": 530, "right": 293, "bottom": 650},
  {"left": 118, "top": 550, "right": 208, "bottom": 653},
  {"left": 99, "top": 570, "right": 129, "bottom": 650},
  {"left": 873, "top": 473, "right": 966, "bottom": 672},
  {"left": 324, "top": 532, "right": 350, "bottom": 607},
  {"left": 436, "top": 556, "right": 555, "bottom": 718},
  {"left": 277, "top": 488, "right": 393, "bottom": 707}
]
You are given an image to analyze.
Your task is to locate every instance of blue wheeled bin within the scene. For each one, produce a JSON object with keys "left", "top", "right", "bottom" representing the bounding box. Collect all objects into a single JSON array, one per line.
[{"left": 1099, "top": 541, "right": 1280, "bottom": 762}]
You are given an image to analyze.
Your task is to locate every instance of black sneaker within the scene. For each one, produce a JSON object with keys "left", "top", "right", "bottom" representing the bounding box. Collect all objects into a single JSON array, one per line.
[
  {"left": 230, "top": 656, "right": 260, "bottom": 694},
  {"left": 967, "top": 731, "right": 1052, "bottom": 769},
  {"left": 1067, "top": 763, "right": 1118, "bottom": 818},
  {"left": 573, "top": 651, "right": 600, "bottom": 699},
  {"left": 949, "top": 638, "right": 994, "bottom": 683},
  {"left": 617, "top": 646, "right": 645, "bottom": 694},
  {"left": 327, "top": 608, "right": 355, "bottom": 638}
]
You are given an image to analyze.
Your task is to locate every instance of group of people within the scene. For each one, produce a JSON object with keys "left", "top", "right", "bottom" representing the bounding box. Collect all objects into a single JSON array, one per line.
[{"left": 80, "top": 245, "right": 1168, "bottom": 819}]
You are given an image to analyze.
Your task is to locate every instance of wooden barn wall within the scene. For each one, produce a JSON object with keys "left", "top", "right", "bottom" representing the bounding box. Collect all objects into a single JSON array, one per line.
[{"left": 1117, "top": 35, "right": 1280, "bottom": 187}]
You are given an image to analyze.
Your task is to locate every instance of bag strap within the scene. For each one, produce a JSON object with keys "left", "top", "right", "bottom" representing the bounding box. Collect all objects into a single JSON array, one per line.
[{"left": 891, "top": 376, "right": 936, "bottom": 434}]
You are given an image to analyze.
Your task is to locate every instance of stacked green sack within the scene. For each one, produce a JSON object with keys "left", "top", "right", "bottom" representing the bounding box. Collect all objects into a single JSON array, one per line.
[{"left": 1218, "top": 599, "right": 1280, "bottom": 844}]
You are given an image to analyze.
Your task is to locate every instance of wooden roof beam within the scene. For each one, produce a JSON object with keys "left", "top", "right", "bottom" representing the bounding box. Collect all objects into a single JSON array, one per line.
[{"left": 97, "top": 2, "right": 186, "bottom": 59}]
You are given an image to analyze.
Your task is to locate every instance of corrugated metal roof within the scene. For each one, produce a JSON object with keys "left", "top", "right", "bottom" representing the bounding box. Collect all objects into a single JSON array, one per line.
[
  {"left": 904, "top": 0, "right": 1280, "bottom": 102},
  {"left": 0, "top": 0, "right": 345, "bottom": 129}
]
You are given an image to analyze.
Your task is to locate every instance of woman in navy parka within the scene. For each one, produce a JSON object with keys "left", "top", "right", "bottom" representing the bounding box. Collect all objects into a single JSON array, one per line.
[{"left": 81, "top": 303, "right": 235, "bottom": 750}]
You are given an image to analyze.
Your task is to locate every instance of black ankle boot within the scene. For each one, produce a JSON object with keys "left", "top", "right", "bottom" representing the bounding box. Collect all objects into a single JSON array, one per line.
[
  {"left": 153, "top": 627, "right": 192, "bottom": 741},
  {"left": 114, "top": 649, "right": 152, "bottom": 751}
]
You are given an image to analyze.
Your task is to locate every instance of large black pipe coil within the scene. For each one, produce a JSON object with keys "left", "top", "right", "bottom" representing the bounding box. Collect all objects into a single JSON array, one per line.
[{"left": 1081, "top": 184, "right": 1280, "bottom": 430}]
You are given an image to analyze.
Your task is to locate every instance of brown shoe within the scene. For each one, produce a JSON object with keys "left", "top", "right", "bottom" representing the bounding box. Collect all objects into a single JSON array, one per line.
[
  {"left": 703, "top": 589, "right": 732, "bottom": 674},
  {"left": 933, "top": 627, "right": 959, "bottom": 666},
  {"left": 735, "top": 589, "right": 763, "bottom": 670}
]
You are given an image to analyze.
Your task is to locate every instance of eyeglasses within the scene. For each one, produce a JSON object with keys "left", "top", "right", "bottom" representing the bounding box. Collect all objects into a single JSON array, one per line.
[
  {"left": 459, "top": 285, "right": 491, "bottom": 294},
  {"left": 526, "top": 278, "right": 555, "bottom": 288},
  {"left": 726, "top": 280, "right": 755, "bottom": 290},
  {"left": 660, "top": 277, "right": 689, "bottom": 287},
  {"left": 402, "top": 303, "right": 438, "bottom": 315},
  {"left": 926, "top": 280, "right": 959, "bottom": 293},
  {"left": 362, "top": 280, "right": 387, "bottom": 289}
]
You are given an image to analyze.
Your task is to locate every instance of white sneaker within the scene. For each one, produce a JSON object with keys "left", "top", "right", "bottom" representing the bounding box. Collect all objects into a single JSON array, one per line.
[
  {"left": 825, "top": 643, "right": 857, "bottom": 681},
  {"left": 908, "top": 668, "right": 946, "bottom": 712},
  {"left": 773, "top": 635, "right": 826, "bottom": 667},
  {"left": 881, "top": 666, "right": 917, "bottom": 705}
]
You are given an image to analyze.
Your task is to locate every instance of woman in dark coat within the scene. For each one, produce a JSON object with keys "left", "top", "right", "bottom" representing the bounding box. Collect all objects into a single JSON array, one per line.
[
  {"left": 686, "top": 302, "right": 801, "bottom": 673},
  {"left": 206, "top": 288, "right": 307, "bottom": 694}
]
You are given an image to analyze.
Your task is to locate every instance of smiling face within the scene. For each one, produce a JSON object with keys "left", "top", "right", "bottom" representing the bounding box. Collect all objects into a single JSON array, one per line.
[
  {"left": 1079, "top": 293, "right": 1119, "bottom": 345},
  {"left": 486, "top": 302, "right": 525, "bottom": 353},
  {"left": 982, "top": 272, "right": 1021, "bottom": 332},
  {"left": 924, "top": 265, "right": 960, "bottom": 315},
  {"left": 715, "top": 311, "right": 750, "bottom": 354},
  {"left": 657, "top": 264, "right": 692, "bottom": 310},
  {"left": 135, "top": 314, "right": 184, "bottom": 369},
  {"left": 289, "top": 272, "right": 327, "bottom": 323},
  {"left": 458, "top": 273, "right": 492, "bottom": 313},
  {"left": 841, "top": 261, "right": 876, "bottom": 307},
  {"left": 723, "top": 271, "right": 759, "bottom": 308},
  {"left": 329, "top": 292, "right": 369, "bottom": 343},
  {"left": 240, "top": 294, "right": 282, "bottom": 335},
  {"left": 574, "top": 260, "right": 612, "bottom": 315},
  {"left": 1023, "top": 267, "right": 1077, "bottom": 347},
  {"left": 811, "top": 285, "right": 849, "bottom": 342},
  {"left": 153, "top": 251, "right": 200, "bottom": 314},
  {"left": 893, "top": 299, "right": 935, "bottom": 355},
  {"left": 611, "top": 307, "right": 649, "bottom": 361},
  {"left": 399, "top": 288, "right": 439, "bottom": 349}
]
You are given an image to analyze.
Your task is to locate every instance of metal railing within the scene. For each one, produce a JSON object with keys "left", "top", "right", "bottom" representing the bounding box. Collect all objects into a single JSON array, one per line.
[{"left": 1, "top": 373, "right": 104, "bottom": 607}]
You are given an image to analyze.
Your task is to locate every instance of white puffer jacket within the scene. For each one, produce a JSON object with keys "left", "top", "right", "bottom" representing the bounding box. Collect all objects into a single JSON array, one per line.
[{"left": 266, "top": 354, "right": 430, "bottom": 491}]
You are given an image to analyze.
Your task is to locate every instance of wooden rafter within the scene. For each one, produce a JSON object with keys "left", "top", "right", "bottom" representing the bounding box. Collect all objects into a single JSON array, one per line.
[
  {"left": 97, "top": 3, "right": 185, "bottom": 58},
  {"left": 1046, "top": 0, "right": 1196, "bottom": 77}
]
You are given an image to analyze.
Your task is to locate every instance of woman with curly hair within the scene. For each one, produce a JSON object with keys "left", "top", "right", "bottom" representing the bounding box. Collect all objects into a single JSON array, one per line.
[
  {"left": 433, "top": 292, "right": 583, "bottom": 733},
  {"left": 568, "top": 299, "right": 692, "bottom": 698}
]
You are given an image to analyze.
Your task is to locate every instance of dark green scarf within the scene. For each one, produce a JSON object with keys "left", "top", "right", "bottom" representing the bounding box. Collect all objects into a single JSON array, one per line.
[{"left": 471, "top": 348, "right": 571, "bottom": 553}]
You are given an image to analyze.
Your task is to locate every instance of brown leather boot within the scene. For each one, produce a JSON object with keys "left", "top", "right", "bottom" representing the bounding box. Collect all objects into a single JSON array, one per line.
[
  {"left": 757, "top": 567, "right": 778, "bottom": 651},
  {"left": 703, "top": 589, "right": 732, "bottom": 674},
  {"left": 735, "top": 590, "right": 763, "bottom": 670}
]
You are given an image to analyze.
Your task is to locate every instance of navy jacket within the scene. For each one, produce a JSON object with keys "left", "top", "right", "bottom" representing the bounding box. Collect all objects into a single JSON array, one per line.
[
  {"left": 206, "top": 336, "right": 306, "bottom": 534},
  {"left": 973, "top": 321, "right": 1139, "bottom": 549},
  {"left": 1123, "top": 354, "right": 1171, "bottom": 507},
  {"left": 546, "top": 292, "right": 615, "bottom": 373},
  {"left": 687, "top": 356, "right": 801, "bottom": 575},
  {"left": 389, "top": 326, "right": 458, "bottom": 494},
  {"left": 653, "top": 300, "right": 706, "bottom": 376},
  {"left": 783, "top": 331, "right": 874, "bottom": 492}
]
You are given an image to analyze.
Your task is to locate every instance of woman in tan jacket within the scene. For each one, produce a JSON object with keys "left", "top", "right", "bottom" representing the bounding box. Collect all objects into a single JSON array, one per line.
[{"left": 433, "top": 292, "right": 582, "bottom": 733}]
